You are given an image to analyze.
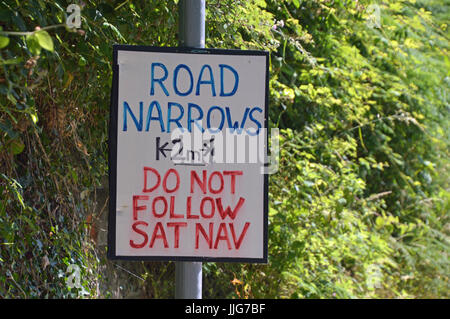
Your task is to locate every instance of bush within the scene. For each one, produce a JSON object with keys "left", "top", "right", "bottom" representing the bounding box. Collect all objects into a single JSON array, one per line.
[{"left": 0, "top": 0, "right": 448, "bottom": 298}]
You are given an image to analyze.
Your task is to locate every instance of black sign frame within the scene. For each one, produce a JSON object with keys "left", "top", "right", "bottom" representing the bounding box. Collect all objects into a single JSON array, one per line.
[{"left": 108, "top": 45, "right": 269, "bottom": 263}]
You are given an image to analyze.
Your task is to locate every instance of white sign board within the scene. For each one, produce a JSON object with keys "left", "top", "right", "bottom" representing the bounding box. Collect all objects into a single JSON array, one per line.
[{"left": 108, "top": 45, "right": 268, "bottom": 262}]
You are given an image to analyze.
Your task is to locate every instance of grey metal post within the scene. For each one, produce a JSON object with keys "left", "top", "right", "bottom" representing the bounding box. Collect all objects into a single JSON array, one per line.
[
  {"left": 178, "top": 0, "right": 205, "bottom": 48},
  {"left": 175, "top": 261, "right": 202, "bottom": 299},
  {"left": 175, "top": 0, "right": 205, "bottom": 299}
]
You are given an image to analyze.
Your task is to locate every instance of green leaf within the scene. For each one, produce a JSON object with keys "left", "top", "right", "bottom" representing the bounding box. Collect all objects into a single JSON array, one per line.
[
  {"left": 30, "top": 113, "right": 38, "bottom": 124},
  {"left": 9, "top": 138, "right": 25, "bottom": 155},
  {"left": 26, "top": 34, "right": 41, "bottom": 55},
  {"left": 292, "top": 0, "right": 300, "bottom": 8},
  {"left": 358, "top": 127, "right": 367, "bottom": 151},
  {"left": 0, "top": 35, "right": 9, "bottom": 49},
  {"left": 0, "top": 57, "right": 23, "bottom": 65},
  {"left": 35, "top": 30, "right": 54, "bottom": 51},
  {"left": 375, "top": 216, "right": 384, "bottom": 228},
  {"left": 78, "top": 56, "right": 87, "bottom": 66},
  {"left": 269, "top": 207, "right": 278, "bottom": 216},
  {"left": 0, "top": 120, "right": 18, "bottom": 139}
]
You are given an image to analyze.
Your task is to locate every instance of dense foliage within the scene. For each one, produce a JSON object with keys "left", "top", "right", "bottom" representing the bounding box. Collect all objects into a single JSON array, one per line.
[{"left": 0, "top": 0, "right": 448, "bottom": 298}]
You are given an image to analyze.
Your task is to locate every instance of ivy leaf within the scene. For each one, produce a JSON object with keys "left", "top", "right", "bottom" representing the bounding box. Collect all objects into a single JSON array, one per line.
[
  {"left": 0, "top": 35, "right": 9, "bottom": 49},
  {"left": 35, "top": 30, "right": 54, "bottom": 52}
]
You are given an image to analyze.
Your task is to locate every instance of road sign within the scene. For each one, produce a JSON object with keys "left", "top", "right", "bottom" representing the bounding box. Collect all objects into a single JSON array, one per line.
[{"left": 108, "top": 45, "right": 268, "bottom": 262}]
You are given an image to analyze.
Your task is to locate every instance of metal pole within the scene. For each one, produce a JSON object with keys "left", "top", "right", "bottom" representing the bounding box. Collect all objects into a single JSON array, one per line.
[
  {"left": 175, "top": 261, "right": 202, "bottom": 299},
  {"left": 175, "top": 0, "right": 205, "bottom": 299},
  {"left": 178, "top": 0, "right": 205, "bottom": 48}
]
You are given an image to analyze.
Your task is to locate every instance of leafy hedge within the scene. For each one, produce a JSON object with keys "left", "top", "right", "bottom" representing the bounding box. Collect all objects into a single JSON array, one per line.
[{"left": 0, "top": 0, "right": 448, "bottom": 298}]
